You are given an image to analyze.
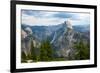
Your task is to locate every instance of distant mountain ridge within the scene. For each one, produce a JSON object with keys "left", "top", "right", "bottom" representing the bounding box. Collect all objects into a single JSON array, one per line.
[
  {"left": 22, "top": 21, "right": 67, "bottom": 41},
  {"left": 22, "top": 22, "right": 89, "bottom": 41}
]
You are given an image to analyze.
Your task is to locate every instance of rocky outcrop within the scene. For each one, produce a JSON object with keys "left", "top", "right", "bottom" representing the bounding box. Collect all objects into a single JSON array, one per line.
[
  {"left": 21, "top": 27, "right": 40, "bottom": 56},
  {"left": 51, "top": 19, "right": 89, "bottom": 59}
]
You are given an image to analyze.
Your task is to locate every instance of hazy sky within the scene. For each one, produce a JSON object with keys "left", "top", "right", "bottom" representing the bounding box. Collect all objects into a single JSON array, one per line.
[{"left": 21, "top": 10, "right": 90, "bottom": 26}]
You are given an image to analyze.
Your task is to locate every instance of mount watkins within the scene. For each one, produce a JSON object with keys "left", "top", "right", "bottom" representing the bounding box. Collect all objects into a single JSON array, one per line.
[{"left": 21, "top": 20, "right": 90, "bottom": 62}]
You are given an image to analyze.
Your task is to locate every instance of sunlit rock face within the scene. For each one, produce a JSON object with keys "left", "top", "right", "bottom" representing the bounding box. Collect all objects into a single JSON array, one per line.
[
  {"left": 60, "top": 19, "right": 75, "bottom": 58},
  {"left": 52, "top": 19, "right": 76, "bottom": 59},
  {"left": 52, "top": 19, "right": 74, "bottom": 58},
  {"left": 25, "top": 27, "right": 33, "bottom": 35},
  {"left": 21, "top": 29, "right": 27, "bottom": 39},
  {"left": 21, "top": 27, "right": 40, "bottom": 56},
  {"left": 65, "top": 19, "right": 73, "bottom": 30},
  {"left": 21, "top": 28, "right": 32, "bottom": 56},
  {"left": 52, "top": 19, "right": 89, "bottom": 59}
]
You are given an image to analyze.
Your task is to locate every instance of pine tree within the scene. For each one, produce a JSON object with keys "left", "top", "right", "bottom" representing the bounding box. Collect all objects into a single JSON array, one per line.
[
  {"left": 74, "top": 40, "right": 90, "bottom": 60},
  {"left": 21, "top": 51, "right": 27, "bottom": 62},
  {"left": 30, "top": 40, "right": 37, "bottom": 61},
  {"left": 40, "top": 40, "right": 53, "bottom": 61},
  {"left": 46, "top": 40, "right": 53, "bottom": 60}
]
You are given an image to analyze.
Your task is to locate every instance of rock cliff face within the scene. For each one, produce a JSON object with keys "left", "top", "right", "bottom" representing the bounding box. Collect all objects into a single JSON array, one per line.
[
  {"left": 51, "top": 19, "right": 89, "bottom": 59},
  {"left": 21, "top": 27, "right": 40, "bottom": 56},
  {"left": 51, "top": 19, "right": 75, "bottom": 59}
]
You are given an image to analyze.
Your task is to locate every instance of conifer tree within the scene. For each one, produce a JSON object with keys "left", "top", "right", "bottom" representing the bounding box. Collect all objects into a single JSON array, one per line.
[
  {"left": 40, "top": 40, "right": 53, "bottom": 61},
  {"left": 30, "top": 40, "right": 37, "bottom": 61},
  {"left": 74, "top": 40, "right": 90, "bottom": 60}
]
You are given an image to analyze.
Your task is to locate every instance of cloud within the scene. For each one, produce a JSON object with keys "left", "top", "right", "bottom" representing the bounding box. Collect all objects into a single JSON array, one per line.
[
  {"left": 71, "top": 13, "right": 90, "bottom": 25},
  {"left": 22, "top": 10, "right": 90, "bottom": 26},
  {"left": 52, "top": 12, "right": 74, "bottom": 18}
]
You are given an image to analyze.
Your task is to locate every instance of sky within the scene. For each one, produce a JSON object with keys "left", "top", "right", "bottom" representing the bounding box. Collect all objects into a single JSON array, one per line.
[{"left": 21, "top": 10, "right": 90, "bottom": 26}]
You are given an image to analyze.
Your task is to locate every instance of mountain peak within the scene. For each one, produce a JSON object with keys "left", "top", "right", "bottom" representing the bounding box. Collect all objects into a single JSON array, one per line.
[
  {"left": 65, "top": 19, "right": 73, "bottom": 30},
  {"left": 25, "top": 27, "right": 33, "bottom": 35}
]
